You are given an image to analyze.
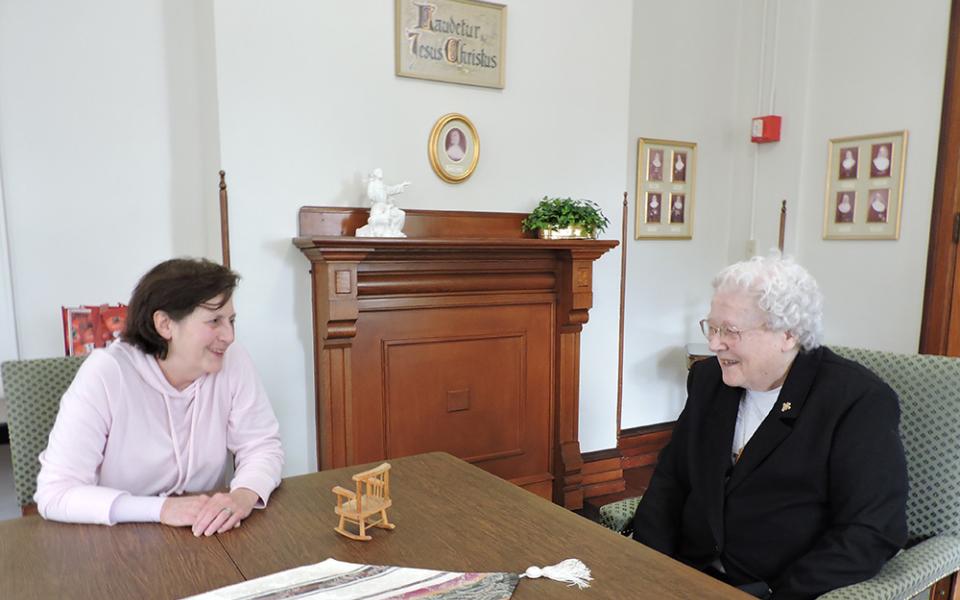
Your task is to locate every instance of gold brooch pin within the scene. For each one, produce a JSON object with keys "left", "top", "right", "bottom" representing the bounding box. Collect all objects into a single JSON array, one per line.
[{"left": 781, "top": 402, "right": 792, "bottom": 412}]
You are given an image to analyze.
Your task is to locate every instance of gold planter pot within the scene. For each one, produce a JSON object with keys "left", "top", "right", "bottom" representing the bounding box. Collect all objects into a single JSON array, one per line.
[{"left": 537, "top": 225, "right": 596, "bottom": 240}]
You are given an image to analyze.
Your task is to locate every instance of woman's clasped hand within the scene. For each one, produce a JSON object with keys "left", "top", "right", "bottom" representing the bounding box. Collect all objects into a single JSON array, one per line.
[{"left": 161, "top": 488, "right": 260, "bottom": 536}]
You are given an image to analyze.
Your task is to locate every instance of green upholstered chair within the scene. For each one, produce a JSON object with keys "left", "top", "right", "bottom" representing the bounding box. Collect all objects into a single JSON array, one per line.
[
  {"left": 598, "top": 347, "right": 960, "bottom": 599},
  {"left": 1, "top": 356, "right": 86, "bottom": 513},
  {"left": 819, "top": 347, "right": 960, "bottom": 599},
  {"left": 598, "top": 495, "right": 641, "bottom": 536}
]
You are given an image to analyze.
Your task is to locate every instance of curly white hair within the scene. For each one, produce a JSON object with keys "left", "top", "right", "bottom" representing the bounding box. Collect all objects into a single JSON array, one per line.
[{"left": 712, "top": 253, "right": 823, "bottom": 351}]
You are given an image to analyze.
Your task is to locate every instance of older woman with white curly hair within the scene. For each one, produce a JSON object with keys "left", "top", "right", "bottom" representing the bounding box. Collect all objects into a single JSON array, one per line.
[{"left": 631, "top": 254, "right": 908, "bottom": 600}]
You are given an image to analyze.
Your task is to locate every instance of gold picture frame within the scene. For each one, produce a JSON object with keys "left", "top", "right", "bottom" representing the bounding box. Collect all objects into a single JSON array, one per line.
[
  {"left": 395, "top": 0, "right": 506, "bottom": 89},
  {"left": 823, "top": 131, "right": 907, "bottom": 240},
  {"left": 635, "top": 138, "right": 697, "bottom": 239},
  {"left": 428, "top": 113, "right": 479, "bottom": 184}
]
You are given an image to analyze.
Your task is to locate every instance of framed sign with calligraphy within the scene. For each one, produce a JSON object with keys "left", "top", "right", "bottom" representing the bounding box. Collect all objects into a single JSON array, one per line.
[{"left": 395, "top": 0, "right": 506, "bottom": 89}]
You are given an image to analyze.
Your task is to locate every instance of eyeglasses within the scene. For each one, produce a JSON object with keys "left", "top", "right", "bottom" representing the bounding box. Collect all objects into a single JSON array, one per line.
[{"left": 699, "top": 319, "right": 764, "bottom": 343}]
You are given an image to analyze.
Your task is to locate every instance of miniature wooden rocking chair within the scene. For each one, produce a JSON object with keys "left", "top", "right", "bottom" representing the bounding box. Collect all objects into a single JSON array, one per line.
[{"left": 332, "top": 462, "right": 395, "bottom": 541}]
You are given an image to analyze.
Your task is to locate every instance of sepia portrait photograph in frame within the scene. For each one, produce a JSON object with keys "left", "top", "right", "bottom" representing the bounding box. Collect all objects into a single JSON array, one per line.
[
  {"left": 645, "top": 192, "right": 663, "bottom": 223},
  {"left": 671, "top": 151, "right": 688, "bottom": 183},
  {"left": 428, "top": 113, "right": 480, "bottom": 184},
  {"left": 834, "top": 191, "right": 856, "bottom": 223},
  {"left": 648, "top": 148, "right": 664, "bottom": 182},
  {"left": 670, "top": 193, "right": 686, "bottom": 223},
  {"left": 636, "top": 137, "right": 697, "bottom": 239},
  {"left": 838, "top": 146, "right": 859, "bottom": 180},
  {"left": 823, "top": 130, "right": 907, "bottom": 240}
]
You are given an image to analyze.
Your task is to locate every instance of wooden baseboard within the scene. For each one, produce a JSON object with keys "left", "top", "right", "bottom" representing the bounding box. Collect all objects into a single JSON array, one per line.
[
  {"left": 580, "top": 449, "right": 624, "bottom": 498},
  {"left": 619, "top": 422, "right": 674, "bottom": 469},
  {"left": 580, "top": 421, "right": 675, "bottom": 500}
]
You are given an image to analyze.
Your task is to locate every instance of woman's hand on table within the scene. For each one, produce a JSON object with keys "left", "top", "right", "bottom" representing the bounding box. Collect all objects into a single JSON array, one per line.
[
  {"left": 160, "top": 494, "right": 211, "bottom": 528},
  {"left": 190, "top": 488, "right": 259, "bottom": 537}
]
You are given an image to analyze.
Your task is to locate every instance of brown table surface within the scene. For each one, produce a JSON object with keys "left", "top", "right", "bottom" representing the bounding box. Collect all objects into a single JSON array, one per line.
[
  {"left": 0, "top": 513, "right": 243, "bottom": 599},
  {"left": 218, "top": 452, "right": 750, "bottom": 599},
  {"left": 0, "top": 452, "right": 750, "bottom": 599}
]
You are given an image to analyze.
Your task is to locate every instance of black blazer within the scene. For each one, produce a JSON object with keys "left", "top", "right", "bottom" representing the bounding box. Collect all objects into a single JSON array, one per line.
[{"left": 632, "top": 347, "right": 908, "bottom": 600}]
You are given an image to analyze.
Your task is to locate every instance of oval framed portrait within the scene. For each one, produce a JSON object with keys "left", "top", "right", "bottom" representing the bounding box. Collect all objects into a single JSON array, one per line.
[{"left": 428, "top": 113, "right": 479, "bottom": 184}]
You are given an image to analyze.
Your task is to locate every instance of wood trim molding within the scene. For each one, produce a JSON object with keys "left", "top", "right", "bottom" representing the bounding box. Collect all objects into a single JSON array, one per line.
[
  {"left": 581, "top": 448, "right": 624, "bottom": 499},
  {"left": 921, "top": 0, "right": 960, "bottom": 356},
  {"left": 616, "top": 193, "right": 629, "bottom": 436},
  {"left": 218, "top": 170, "right": 231, "bottom": 268},
  {"left": 580, "top": 421, "right": 676, "bottom": 500},
  {"left": 619, "top": 422, "right": 675, "bottom": 469},
  {"left": 619, "top": 421, "right": 676, "bottom": 437},
  {"left": 298, "top": 206, "right": 533, "bottom": 239}
]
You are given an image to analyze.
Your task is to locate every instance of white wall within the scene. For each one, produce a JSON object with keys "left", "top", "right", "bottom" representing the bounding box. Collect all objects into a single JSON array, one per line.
[
  {"left": 619, "top": 0, "right": 950, "bottom": 429},
  {"left": 793, "top": 0, "right": 950, "bottom": 353},
  {"left": 619, "top": 1, "right": 755, "bottom": 427},
  {"left": 0, "top": 167, "right": 20, "bottom": 386},
  {"left": 0, "top": 0, "right": 951, "bottom": 466},
  {"left": 0, "top": 0, "right": 221, "bottom": 358},
  {"left": 729, "top": 0, "right": 948, "bottom": 355},
  {"left": 728, "top": 0, "right": 815, "bottom": 262},
  {"left": 213, "top": 0, "right": 633, "bottom": 469}
]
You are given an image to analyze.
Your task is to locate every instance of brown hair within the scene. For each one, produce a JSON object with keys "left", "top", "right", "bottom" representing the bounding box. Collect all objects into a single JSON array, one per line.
[{"left": 122, "top": 258, "right": 240, "bottom": 359}]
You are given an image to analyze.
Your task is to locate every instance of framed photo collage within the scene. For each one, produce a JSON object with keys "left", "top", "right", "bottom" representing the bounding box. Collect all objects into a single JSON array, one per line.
[
  {"left": 823, "top": 131, "right": 907, "bottom": 240},
  {"left": 635, "top": 138, "right": 697, "bottom": 239}
]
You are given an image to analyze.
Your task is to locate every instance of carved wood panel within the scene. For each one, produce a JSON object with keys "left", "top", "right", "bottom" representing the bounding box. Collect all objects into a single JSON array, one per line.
[
  {"left": 295, "top": 207, "right": 616, "bottom": 508},
  {"left": 351, "top": 303, "right": 553, "bottom": 491}
]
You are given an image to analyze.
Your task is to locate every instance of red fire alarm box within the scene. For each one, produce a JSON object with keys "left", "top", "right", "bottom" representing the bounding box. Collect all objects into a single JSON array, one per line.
[{"left": 751, "top": 115, "right": 782, "bottom": 143}]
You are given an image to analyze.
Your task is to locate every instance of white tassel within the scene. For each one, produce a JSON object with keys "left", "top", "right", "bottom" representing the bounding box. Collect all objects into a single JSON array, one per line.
[{"left": 522, "top": 558, "right": 592, "bottom": 589}]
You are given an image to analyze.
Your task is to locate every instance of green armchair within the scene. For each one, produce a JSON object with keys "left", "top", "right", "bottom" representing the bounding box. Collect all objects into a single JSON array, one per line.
[
  {"left": 1, "top": 356, "right": 86, "bottom": 512},
  {"left": 598, "top": 347, "right": 960, "bottom": 599},
  {"left": 819, "top": 347, "right": 960, "bottom": 599},
  {"left": 598, "top": 495, "right": 642, "bottom": 536}
]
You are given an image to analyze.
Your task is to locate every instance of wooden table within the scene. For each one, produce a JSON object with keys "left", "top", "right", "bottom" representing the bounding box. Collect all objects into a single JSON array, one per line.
[
  {"left": 0, "top": 514, "right": 243, "bottom": 599},
  {"left": 0, "top": 452, "right": 749, "bottom": 599}
]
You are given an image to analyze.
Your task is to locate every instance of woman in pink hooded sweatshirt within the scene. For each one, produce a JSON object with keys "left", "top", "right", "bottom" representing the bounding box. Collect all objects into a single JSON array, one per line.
[{"left": 36, "top": 258, "right": 284, "bottom": 536}]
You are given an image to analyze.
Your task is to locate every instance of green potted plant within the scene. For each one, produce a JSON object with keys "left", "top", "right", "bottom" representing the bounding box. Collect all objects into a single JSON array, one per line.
[{"left": 521, "top": 196, "right": 610, "bottom": 239}]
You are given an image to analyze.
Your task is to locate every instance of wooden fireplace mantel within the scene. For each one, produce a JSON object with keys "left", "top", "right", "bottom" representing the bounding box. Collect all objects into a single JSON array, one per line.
[{"left": 294, "top": 206, "right": 616, "bottom": 509}]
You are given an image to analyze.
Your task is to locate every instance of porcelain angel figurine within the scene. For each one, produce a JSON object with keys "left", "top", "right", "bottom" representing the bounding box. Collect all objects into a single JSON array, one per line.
[{"left": 356, "top": 168, "right": 411, "bottom": 238}]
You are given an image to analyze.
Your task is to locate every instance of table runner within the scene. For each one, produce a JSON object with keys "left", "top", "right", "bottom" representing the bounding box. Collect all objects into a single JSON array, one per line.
[{"left": 184, "top": 558, "right": 520, "bottom": 600}]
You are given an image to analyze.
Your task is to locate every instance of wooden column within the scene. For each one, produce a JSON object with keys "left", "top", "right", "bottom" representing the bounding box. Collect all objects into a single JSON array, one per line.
[
  {"left": 295, "top": 207, "right": 616, "bottom": 507},
  {"left": 301, "top": 247, "right": 371, "bottom": 469},
  {"left": 554, "top": 249, "right": 606, "bottom": 509}
]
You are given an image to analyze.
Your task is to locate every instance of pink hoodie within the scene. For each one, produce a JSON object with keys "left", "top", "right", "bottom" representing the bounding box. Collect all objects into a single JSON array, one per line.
[{"left": 35, "top": 340, "right": 284, "bottom": 525}]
